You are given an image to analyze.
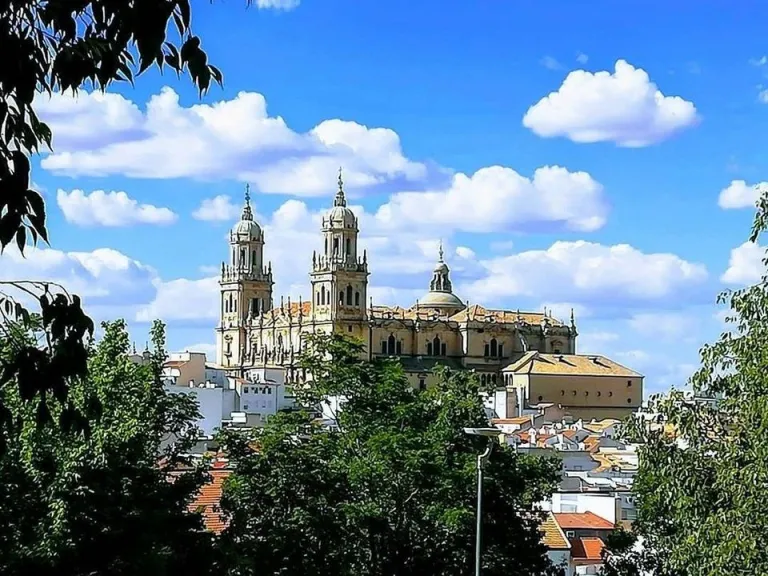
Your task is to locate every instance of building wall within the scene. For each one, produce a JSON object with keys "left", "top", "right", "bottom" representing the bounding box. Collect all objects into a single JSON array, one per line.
[
  {"left": 165, "top": 385, "right": 236, "bottom": 437},
  {"left": 542, "top": 493, "right": 617, "bottom": 524},
  {"left": 547, "top": 551, "right": 572, "bottom": 576},
  {"left": 514, "top": 374, "right": 642, "bottom": 414}
]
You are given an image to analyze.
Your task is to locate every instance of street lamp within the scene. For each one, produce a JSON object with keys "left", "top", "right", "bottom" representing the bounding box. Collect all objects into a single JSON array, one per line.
[{"left": 464, "top": 427, "right": 500, "bottom": 576}]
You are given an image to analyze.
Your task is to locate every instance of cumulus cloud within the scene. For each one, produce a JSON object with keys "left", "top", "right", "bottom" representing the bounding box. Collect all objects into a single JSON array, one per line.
[
  {"left": 629, "top": 311, "right": 699, "bottom": 341},
  {"left": 374, "top": 165, "right": 608, "bottom": 233},
  {"left": 255, "top": 0, "right": 300, "bottom": 9},
  {"left": 523, "top": 59, "right": 699, "bottom": 147},
  {"left": 193, "top": 195, "right": 241, "bottom": 221},
  {"left": 176, "top": 342, "right": 217, "bottom": 360},
  {"left": 721, "top": 241, "right": 765, "bottom": 285},
  {"left": 57, "top": 189, "right": 177, "bottom": 227},
  {"left": 717, "top": 179, "right": 767, "bottom": 209},
  {"left": 35, "top": 87, "right": 429, "bottom": 197},
  {"left": 576, "top": 53, "right": 589, "bottom": 64},
  {"left": 136, "top": 277, "right": 220, "bottom": 323},
  {"left": 540, "top": 56, "right": 563, "bottom": 70},
  {"left": 462, "top": 240, "right": 708, "bottom": 307}
]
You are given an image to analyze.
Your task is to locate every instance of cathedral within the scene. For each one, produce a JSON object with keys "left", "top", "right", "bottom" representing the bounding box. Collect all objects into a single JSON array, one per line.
[{"left": 215, "top": 172, "right": 643, "bottom": 420}]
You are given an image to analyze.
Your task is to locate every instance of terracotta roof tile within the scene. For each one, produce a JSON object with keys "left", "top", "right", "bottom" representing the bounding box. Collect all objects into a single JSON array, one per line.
[
  {"left": 554, "top": 511, "right": 614, "bottom": 530},
  {"left": 504, "top": 352, "right": 642, "bottom": 378},
  {"left": 189, "top": 470, "right": 231, "bottom": 534},
  {"left": 540, "top": 512, "right": 571, "bottom": 550},
  {"left": 570, "top": 537, "right": 605, "bottom": 560}
]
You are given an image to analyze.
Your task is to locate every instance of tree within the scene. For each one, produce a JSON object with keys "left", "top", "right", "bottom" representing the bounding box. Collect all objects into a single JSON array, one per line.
[
  {"left": 0, "top": 318, "right": 217, "bottom": 576},
  {"left": 601, "top": 193, "right": 768, "bottom": 576},
  {"left": 0, "top": 0, "right": 244, "bottom": 442},
  {"left": 217, "top": 334, "right": 563, "bottom": 576}
]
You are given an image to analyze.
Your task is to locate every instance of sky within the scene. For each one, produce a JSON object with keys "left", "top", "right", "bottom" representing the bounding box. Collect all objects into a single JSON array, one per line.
[{"left": 4, "top": 0, "right": 768, "bottom": 395}]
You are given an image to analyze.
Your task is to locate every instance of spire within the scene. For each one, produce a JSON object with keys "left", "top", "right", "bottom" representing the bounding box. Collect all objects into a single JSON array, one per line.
[
  {"left": 241, "top": 183, "right": 253, "bottom": 221},
  {"left": 334, "top": 166, "right": 347, "bottom": 207},
  {"left": 438, "top": 239, "right": 444, "bottom": 263}
]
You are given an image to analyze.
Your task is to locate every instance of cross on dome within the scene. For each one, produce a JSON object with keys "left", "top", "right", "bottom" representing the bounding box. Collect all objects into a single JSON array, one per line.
[
  {"left": 241, "top": 183, "right": 254, "bottom": 221},
  {"left": 334, "top": 166, "right": 347, "bottom": 207}
]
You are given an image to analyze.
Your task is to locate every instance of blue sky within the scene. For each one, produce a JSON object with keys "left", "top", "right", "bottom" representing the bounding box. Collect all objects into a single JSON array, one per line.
[{"left": 5, "top": 0, "right": 768, "bottom": 394}]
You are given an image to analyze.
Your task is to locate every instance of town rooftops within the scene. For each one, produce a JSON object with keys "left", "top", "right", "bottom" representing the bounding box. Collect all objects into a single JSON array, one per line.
[
  {"left": 189, "top": 469, "right": 231, "bottom": 534},
  {"left": 503, "top": 351, "right": 642, "bottom": 378},
  {"left": 570, "top": 537, "right": 605, "bottom": 561},
  {"left": 554, "top": 511, "right": 614, "bottom": 530},
  {"left": 540, "top": 511, "right": 571, "bottom": 550}
]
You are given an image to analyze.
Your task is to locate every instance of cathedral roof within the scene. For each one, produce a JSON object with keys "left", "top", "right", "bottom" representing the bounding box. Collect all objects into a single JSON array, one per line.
[{"left": 449, "top": 304, "right": 565, "bottom": 326}]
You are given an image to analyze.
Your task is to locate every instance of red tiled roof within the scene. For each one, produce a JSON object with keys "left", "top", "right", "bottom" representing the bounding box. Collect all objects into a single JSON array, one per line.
[
  {"left": 554, "top": 511, "right": 614, "bottom": 530},
  {"left": 189, "top": 470, "right": 231, "bottom": 534},
  {"left": 571, "top": 537, "right": 605, "bottom": 560}
]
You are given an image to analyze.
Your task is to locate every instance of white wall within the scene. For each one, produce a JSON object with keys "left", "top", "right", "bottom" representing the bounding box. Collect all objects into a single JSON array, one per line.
[
  {"left": 541, "top": 492, "right": 617, "bottom": 524},
  {"left": 164, "top": 384, "right": 236, "bottom": 437},
  {"left": 547, "top": 551, "right": 571, "bottom": 576}
]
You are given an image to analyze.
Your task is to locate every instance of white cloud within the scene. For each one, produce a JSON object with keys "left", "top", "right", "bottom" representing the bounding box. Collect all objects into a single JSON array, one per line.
[
  {"left": 176, "top": 342, "right": 217, "bottom": 360},
  {"left": 717, "top": 179, "right": 767, "bottom": 209},
  {"left": 629, "top": 311, "right": 698, "bottom": 341},
  {"left": 374, "top": 165, "right": 608, "bottom": 233},
  {"left": 576, "top": 53, "right": 589, "bottom": 64},
  {"left": 255, "top": 0, "right": 299, "bottom": 9},
  {"left": 462, "top": 240, "right": 707, "bottom": 306},
  {"left": 539, "top": 302, "right": 590, "bottom": 323},
  {"left": 193, "top": 195, "right": 241, "bottom": 221},
  {"left": 136, "top": 277, "right": 220, "bottom": 323},
  {"left": 523, "top": 59, "right": 699, "bottom": 147},
  {"left": 721, "top": 241, "right": 765, "bottom": 285},
  {"left": 540, "top": 56, "right": 563, "bottom": 70},
  {"left": 36, "top": 87, "right": 428, "bottom": 197},
  {"left": 751, "top": 56, "right": 768, "bottom": 67},
  {"left": 455, "top": 246, "right": 476, "bottom": 260},
  {"left": 57, "top": 189, "right": 177, "bottom": 227},
  {"left": 760, "top": 89, "right": 768, "bottom": 104}
]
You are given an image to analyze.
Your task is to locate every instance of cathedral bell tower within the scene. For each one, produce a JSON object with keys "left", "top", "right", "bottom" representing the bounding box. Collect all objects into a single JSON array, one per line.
[
  {"left": 310, "top": 168, "right": 369, "bottom": 327},
  {"left": 216, "top": 185, "right": 274, "bottom": 368}
]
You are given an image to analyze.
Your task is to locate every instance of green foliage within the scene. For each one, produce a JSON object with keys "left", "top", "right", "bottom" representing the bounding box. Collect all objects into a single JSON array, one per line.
[
  {"left": 217, "top": 333, "right": 562, "bottom": 576},
  {"left": 0, "top": 319, "right": 217, "bottom": 576},
  {"left": 602, "top": 192, "right": 768, "bottom": 576}
]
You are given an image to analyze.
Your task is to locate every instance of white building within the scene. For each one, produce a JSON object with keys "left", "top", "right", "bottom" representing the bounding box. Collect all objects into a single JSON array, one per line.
[{"left": 164, "top": 382, "right": 237, "bottom": 437}]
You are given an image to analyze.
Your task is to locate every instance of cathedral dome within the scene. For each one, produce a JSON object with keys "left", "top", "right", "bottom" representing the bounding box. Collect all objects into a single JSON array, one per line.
[
  {"left": 231, "top": 184, "right": 261, "bottom": 241},
  {"left": 419, "top": 290, "right": 465, "bottom": 309},
  {"left": 326, "top": 168, "right": 357, "bottom": 228}
]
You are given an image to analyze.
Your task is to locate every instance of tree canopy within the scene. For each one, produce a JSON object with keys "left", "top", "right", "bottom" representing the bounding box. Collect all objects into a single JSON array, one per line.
[
  {"left": 0, "top": 0, "right": 250, "bottom": 444},
  {"left": 601, "top": 194, "right": 768, "bottom": 576},
  {"left": 217, "top": 334, "right": 563, "bottom": 576},
  {"left": 0, "top": 319, "right": 217, "bottom": 576}
]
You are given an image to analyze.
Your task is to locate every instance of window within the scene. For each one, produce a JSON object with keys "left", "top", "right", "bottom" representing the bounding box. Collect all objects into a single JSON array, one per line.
[
  {"left": 252, "top": 251, "right": 257, "bottom": 267},
  {"left": 346, "top": 285, "right": 353, "bottom": 305},
  {"left": 396, "top": 341, "right": 402, "bottom": 355},
  {"left": 243, "top": 404, "right": 249, "bottom": 411},
  {"left": 321, "top": 286, "right": 326, "bottom": 305},
  {"left": 347, "top": 325, "right": 353, "bottom": 332},
  {"left": 316, "top": 291, "right": 320, "bottom": 305},
  {"left": 627, "top": 380, "right": 633, "bottom": 387},
  {"left": 561, "top": 390, "right": 565, "bottom": 396},
  {"left": 481, "top": 374, "right": 487, "bottom": 385},
  {"left": 243, "top": 387, "right": 249, "bottom": 394},
  {"left": 538, "top": 395, "right": 543, "bottom": 402},
  {"left": 498, "top": 344, "right": 503, "bottom": 358},
  {"left": 609, "top": 391, "right": 613, "bottom": 397},
  {"left": 553, "top": 349, "right": 561, "bottom": 354},
  {"left": 240, "top": 248, "right": 246, "bottom": 264},
  {"left": 433, "top": 336, "right": 441, "bottom": 356},
  {"left": 355, "top": 291, "right": 360, "bottom": 306},
  {"left": 621, "top": 509, "right": 638, "bottom": 521},
  {"left": 387, "top": 334, "right": 396, "bottom": 355},
  {"left": 381, "top": 341, "right": 388, "bottom": 354},
  {"left": 484, "top": 343, "right": 490, "bottom": 357},
  {"left": 346, "top": 238, "right": 351, "bottom": 255},
  {"left": 441, "top": 343, "right": 446, "bottom": 356},
  {"left": 333, "top": 238, "right": 339, "bottom": 254},
  {"left": 325, "top": 237, "right": 328, "bottom": 255},
  {"left": 585, "top": 391, "right": 589, "bottom": 396},
  {"left": 572, "top": 390, "right": 577, "bottom": 396},
  {"left": 490, "top": 338, "right": 498, "bottom": 357},
  {"left": 566, "top": 531, "right": 575, "bottom": 538},
  {"left": 339, "top": 292, "right": 344, "bottom": 305},
  {"left": 627, "top": 398, "right": 632, "bottom": 404},
  {"left": 491, "top": 374, "right": 497, "bottom": 385},
  {"left": 252, "top": 298, "right": 260, "bottom": 315},
  {"left": 426, "top": 342, "right": 433, "bottom": 355},
  {"left": 419, "top": 378, "right": 426, "bottom": 390}
]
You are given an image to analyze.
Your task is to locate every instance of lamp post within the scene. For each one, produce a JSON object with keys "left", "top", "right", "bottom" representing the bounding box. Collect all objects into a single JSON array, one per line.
[{"left": 464, "top": 427, "right": 500, "bottom": 576}]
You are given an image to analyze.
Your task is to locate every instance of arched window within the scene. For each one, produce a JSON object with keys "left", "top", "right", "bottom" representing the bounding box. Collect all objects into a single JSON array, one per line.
[
  {"left": 490, "top": 338, "right": 498, "bottom": 357},
  {"left": 240, "top": 248, "right": 246, "bottom": 265},
  {"left": 252, "top": 251, "right": 257, "bottom": 268},
  {"left": 321, "top": 286, "right": 326, "bottom": 305},
  {"left": 355, "top": 291, "right": 360, "bottom": 306},
  {"left": 277, "top": 334, "right": 283, "bottom": 349},
  {"left": 339, "top": 291, "right": 345, "bottom": 305},
  {"left": 346, "top": 238, "right": 351, "bottom": 256},
  {"left": 433, "top": 336, "right": 441, "bottom": 356},
  {"left": 484, "top": 343, "right": 490, "bottom": 357},
  {"left": 441, "top": 343, "right": 446, "bottom": 356},
  {"left": 346, "top": 285, "right": 353, "bottom": 305},
  {"left": 481, "top": 374, "right": 487, "bottom": 385},
  {"left": 381, "top": 341, "right": 387, "bottom": 354},
  {"left": 498, "top": 344, "right": 504, "bottom": 358},
  {"left": 426, "top": 342, "right": 433, "bottom": 355},
  {"left": 325, "top": 237, "right": 328, "bottom": 255},
  {"left": 316, "top": 291, "right": 320, "bottom": 305},
  {"left": 387, "top": 334, "right": 396, "bottom": 355},
  {"left": 228, "top": 293, "right": 233, "bottom": 312},
  {"left": 491, "top": 374, "right": 497, "bottom": 385},
  {"left": 396, "top": 340, "right": 402, "bottom": 355},
  {"left": 333, "top": 238, "right": 339, "bottom": 254}
]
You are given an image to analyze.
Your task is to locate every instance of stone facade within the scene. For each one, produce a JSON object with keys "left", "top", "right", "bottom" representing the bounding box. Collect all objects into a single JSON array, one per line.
[{"left": 215, "top": 173, "right": 643, "bottom": 417}]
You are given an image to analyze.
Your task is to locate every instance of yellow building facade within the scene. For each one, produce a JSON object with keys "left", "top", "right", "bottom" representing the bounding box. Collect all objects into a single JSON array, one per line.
[{"left": 215, "top": 175, "right": 643, "bottom": 419}]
